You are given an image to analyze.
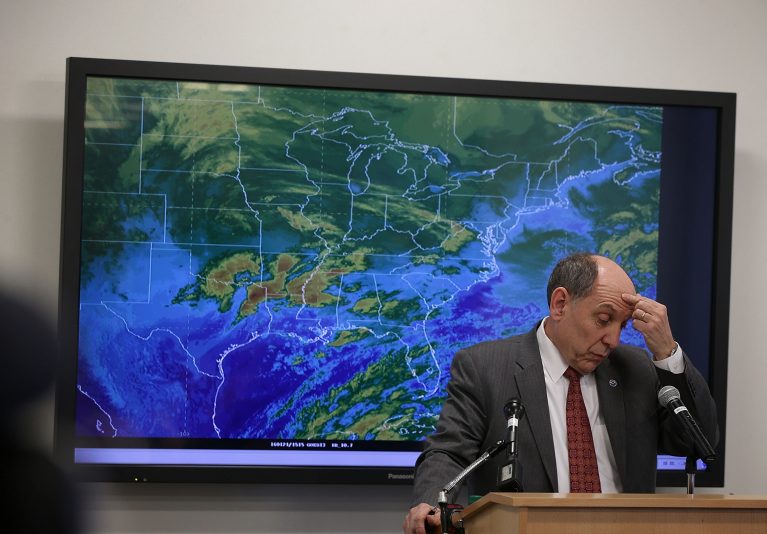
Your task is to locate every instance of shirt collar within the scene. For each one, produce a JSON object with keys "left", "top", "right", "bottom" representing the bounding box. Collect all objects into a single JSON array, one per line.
[{"left": 536, "top": 317, "right": 570, "bottom": 383}]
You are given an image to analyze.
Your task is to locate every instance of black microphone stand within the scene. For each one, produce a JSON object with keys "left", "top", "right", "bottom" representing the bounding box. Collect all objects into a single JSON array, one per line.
[
  {"left": 437, "top": 440, "right": 506, "bottom": 534},
  {"left": 685, "top": 455, "right": 698, "bottom": 495},
  {"left": 685, "top": 446, "right": 715, "bottom": 495}
]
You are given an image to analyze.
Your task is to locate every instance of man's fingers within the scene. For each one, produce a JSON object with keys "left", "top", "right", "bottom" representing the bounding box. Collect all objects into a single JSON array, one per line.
[
  {"left": 621, "top": 292, "right": 640, "bottom": 305},
  {"left": 403, "top": 503, "right": 440, "bottom": 534}
]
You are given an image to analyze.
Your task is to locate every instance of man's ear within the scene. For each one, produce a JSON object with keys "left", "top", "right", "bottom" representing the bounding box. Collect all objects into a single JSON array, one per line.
[{"left": 549, "top": 287, "right": 569, "bottom": 319}]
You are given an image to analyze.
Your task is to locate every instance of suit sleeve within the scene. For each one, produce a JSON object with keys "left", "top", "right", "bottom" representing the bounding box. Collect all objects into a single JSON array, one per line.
[{"left": 409, "top": 347, "right": 490, "bottom": 507}]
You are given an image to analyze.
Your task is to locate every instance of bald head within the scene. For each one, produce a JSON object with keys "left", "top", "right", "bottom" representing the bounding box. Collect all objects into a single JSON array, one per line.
[
  {"left": 547, "top": 253, "right": 635, "bottom": 307},
  {"left": 593, "top": 255, "right": 635, "bottom": 296}
]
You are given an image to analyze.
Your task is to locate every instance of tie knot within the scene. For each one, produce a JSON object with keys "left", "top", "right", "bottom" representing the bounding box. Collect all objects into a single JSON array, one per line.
[{"left": 564, "top": 366, "right": 582, "bottom": 382}]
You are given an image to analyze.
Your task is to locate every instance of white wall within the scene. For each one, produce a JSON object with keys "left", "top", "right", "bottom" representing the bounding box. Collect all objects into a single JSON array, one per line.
[{"left": 2, "top": 1, "right": 766, "bottom": 532}]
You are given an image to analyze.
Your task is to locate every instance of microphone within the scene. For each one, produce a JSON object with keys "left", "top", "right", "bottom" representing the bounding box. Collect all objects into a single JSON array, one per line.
[
  {"left": 503, "top": 398, "right": 524, "bottom": 456},
  {"left": 437, "top": 439, "right": 506, "bottom": 534},
  {"left": 657, "top": 385, "right": 716, "bottom": 463},
  {"left": 497, "top": 398, "right": 525, "bottom": 491}
]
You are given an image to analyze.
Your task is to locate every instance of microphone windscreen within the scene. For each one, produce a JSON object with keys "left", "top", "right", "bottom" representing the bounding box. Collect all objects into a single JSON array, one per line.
[
  {"left": 504, "top": 398, "right": 522, "bottom": 417},
  {"left": 657, "top": 385, "right": 681, "bottom": 408}
]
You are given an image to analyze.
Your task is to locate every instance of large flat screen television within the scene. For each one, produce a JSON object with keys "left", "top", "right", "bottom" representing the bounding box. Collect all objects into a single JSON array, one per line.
[{"left": 55, "top": 57, "right": 734, "bottom": 487}]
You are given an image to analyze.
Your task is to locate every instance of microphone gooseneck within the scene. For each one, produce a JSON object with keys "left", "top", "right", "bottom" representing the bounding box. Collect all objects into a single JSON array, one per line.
[{"left": 437, "top": 439, "right": 507, "bottom": 534}]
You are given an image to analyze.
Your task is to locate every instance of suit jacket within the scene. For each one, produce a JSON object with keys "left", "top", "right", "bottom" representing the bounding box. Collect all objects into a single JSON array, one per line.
[{"left": 410, "top": 325, "right": 719, "bottom": 506}]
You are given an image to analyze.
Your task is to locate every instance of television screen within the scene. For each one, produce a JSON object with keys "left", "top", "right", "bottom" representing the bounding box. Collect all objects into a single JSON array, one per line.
[{"left": 55, "top": 57, "right": 733, "bottom": 486}]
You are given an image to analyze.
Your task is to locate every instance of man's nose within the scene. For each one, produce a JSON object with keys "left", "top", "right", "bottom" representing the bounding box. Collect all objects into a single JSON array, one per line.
[{"left": 603, "top": 325, "right": 621, "bottom": 348}]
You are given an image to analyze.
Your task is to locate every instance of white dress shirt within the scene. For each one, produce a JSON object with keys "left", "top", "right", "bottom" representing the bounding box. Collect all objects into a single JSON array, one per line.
[{"left": 536, "top": 318, "right": 684, "bottom": 493}]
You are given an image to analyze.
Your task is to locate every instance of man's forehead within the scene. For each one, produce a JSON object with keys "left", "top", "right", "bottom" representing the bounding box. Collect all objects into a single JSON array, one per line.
[
  {"left": 596, "top": 302, "right": 623, "bottom": 312},
  {"left": 595, "top": 261, "right": 636, "bottom": 293},
  {"left": 595, "top": 301, "right": 633, "bottom": 318}
]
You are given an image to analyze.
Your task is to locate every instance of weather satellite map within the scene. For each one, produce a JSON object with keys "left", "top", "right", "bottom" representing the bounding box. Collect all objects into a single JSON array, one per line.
[{"left": 76, "top": 76, "right": 662, "bottom": 446}]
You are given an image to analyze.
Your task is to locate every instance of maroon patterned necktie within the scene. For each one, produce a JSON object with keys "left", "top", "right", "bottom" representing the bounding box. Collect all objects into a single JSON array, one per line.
[{"left": 563, "top": 366, "right": 601, "bottom": 493}]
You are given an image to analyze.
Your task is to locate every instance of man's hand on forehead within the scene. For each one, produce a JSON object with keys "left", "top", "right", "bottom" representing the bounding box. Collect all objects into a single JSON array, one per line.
[{"left": 621, "top": 293, "right": 677, "bottom": 360}]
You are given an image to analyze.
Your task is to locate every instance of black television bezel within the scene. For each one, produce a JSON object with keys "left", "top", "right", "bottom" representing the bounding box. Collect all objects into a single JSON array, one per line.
[{"left": 55, "top": 56, "right": 734, "bottom": 487}]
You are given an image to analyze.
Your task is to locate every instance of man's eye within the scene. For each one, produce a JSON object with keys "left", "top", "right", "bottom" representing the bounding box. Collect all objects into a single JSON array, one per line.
[{"left": 597, "top": 317, "right": 610, "bottom": 325}]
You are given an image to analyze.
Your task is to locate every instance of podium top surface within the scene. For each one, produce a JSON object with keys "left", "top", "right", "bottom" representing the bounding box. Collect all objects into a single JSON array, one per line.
[{"left": 461, "top": 492, "right": 767, "bottom": 518}]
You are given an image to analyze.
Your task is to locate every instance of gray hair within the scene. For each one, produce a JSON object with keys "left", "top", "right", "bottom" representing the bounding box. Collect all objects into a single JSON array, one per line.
[{"left": 546, "top": 252, "right": 599, "bottom": 306}]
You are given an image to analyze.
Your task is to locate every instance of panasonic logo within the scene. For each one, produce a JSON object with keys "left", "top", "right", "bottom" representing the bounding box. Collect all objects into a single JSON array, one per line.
[{"left": 388, "top": 473, "right": 414, "bottom": 480}]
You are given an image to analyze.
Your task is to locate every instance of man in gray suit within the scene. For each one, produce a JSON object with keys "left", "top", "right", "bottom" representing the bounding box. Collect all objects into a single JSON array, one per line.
[{"left": 402, "top": 252, "right": 718, "bottom": 534}]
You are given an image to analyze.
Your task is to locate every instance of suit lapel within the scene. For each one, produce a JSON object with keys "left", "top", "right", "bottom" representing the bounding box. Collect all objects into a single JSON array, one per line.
[
  {"left": 595, "top": 357, "right": 627, "bottom": 486},
  {"left": 513, "top": 330, "right": 558, "bottom": 491}
]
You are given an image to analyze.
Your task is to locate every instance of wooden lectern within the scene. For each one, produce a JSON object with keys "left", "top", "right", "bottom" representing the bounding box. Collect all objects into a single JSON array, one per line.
[{"left": 458, "top": 493, "right": 767, "bottom": 534}]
